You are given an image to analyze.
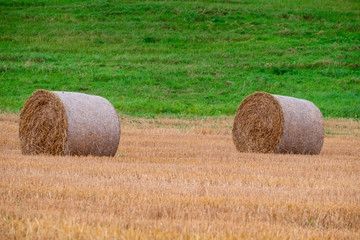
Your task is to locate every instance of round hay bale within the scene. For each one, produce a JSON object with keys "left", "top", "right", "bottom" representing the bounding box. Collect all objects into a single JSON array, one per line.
[
  {"left": 232, "top": 92, "right": 324, "bottom": 154},
  {"left": 19, "top": 90, "right": 120, "bottom": 156}
]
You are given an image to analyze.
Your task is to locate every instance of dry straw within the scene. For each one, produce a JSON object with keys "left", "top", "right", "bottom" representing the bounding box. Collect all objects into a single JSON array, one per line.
[
  {"left": 19, "top": 90, "right": 120, "bottom": 156},
  {"left": 232, "top": 92, "right": 324, "bottom": 154}
]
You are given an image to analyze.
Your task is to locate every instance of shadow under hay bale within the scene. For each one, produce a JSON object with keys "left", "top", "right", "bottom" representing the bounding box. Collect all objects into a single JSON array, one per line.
[
  {"left": 19, "top": 90, "right": 120, "bottom": 156},
  {"left": 232, "top": 92, "right": 324, "bottom": 154}
]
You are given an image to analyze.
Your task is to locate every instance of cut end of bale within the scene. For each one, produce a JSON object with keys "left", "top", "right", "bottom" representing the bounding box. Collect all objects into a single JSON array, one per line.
[
  {"left": 232, "top": 92, "right": 284, "bottom": 153},
  {"left": 19, "top": 90, "right": 68, "bottom": 155}
]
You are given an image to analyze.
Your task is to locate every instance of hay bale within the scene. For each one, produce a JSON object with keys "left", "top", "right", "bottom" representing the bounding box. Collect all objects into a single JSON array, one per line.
[
  {"left": 19, "top": 90, "right": 120, "bottom": 156},
  {"left": 232, "top": 92, "right": 324, "bottom": 154}
]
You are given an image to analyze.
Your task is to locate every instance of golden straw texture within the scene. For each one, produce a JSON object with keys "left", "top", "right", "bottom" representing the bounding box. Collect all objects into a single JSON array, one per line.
[
  {"left": 232, "top": 92, "right": 284, "bottom": 153},
  {"left": 19, "top": 90, "right": 67, "bottom": 155},
  {"left": 19, "top": 90, "right": 120, "bottom": 156},
  {"left": 232, "top": 92, "right": 324, "bottom": 154}
]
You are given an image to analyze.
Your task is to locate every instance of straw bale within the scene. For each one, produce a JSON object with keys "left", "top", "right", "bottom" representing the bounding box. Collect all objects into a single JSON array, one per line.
[
  {"left": 19, "top": 90, "right": 120, "bottom": 156},
  {"left": 232, "top": 92, "right": 324, "bottom": 154}
]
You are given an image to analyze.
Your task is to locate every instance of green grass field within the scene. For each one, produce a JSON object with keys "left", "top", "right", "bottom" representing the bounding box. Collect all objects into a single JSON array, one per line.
[{"left": 1, "top": 0, "right": 359, "bottom": 118}]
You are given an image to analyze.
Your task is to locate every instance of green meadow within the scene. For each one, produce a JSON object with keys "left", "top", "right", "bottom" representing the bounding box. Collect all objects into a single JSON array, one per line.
[{"left": 1, "top": 0, "right": 359, "bottom": 118}]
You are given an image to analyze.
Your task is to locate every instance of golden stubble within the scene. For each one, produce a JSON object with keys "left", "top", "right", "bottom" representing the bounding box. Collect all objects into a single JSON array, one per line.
[{"left": 1, "top": 114, "right": 359, "bottom": 239}]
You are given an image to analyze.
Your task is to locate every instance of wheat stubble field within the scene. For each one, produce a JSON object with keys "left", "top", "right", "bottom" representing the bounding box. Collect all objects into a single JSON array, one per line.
[{"left": 0, "top": 114, "right": 359, "bottom": 239}]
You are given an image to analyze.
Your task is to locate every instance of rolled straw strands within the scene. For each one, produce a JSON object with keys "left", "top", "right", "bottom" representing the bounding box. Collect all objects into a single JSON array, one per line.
[
  {"left": 19, "top": 90, "right": 120, "bottom": 156},
  {"left": 232, "top": 92, "right": 324, "bottom": 154}
]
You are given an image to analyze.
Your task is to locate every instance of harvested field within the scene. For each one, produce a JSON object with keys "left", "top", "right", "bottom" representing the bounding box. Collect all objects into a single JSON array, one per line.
[{"left": 1, "top": 114, "right": 359, "bottom": 239}]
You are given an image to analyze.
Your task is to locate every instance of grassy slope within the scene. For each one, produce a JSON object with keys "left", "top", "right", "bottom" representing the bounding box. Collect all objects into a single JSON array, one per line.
[{"left": 0, "top": 0, "right": 359, "bottom": 117}]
